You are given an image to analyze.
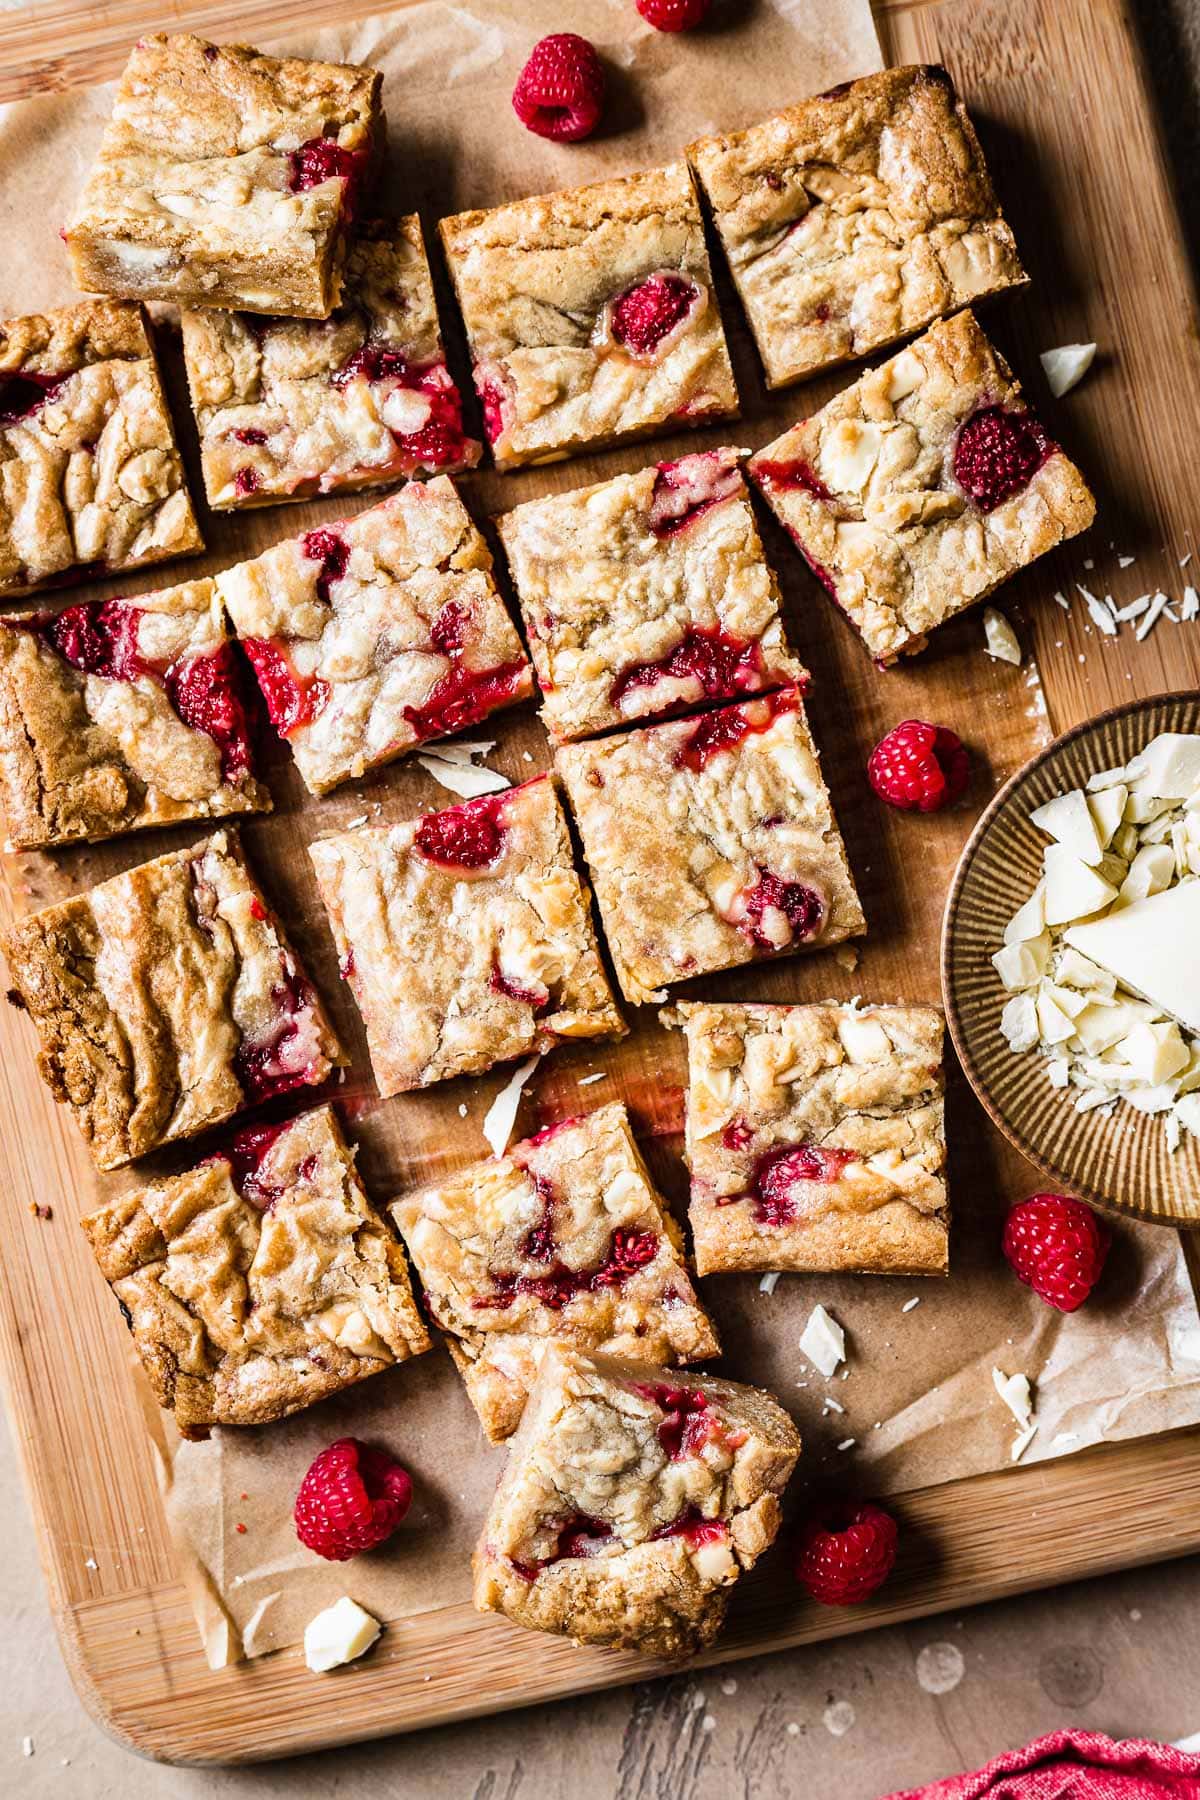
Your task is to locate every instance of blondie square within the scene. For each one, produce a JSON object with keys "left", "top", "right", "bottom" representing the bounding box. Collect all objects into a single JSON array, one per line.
[
  {"left": 0, "top": 301, "right": 202, "bottom": 597},
  {"left": 556, "top": 688, "right": 864, "bottom": 1004},
  {"left": 308, "top": 776, "right": 624, "bottom": 1095},
  {"left": 473, "top": 1343, "right": 800, "bottom": 1658},
  {"left": 689, "top": 65, "right": 1027, "bottom": 388},
  {"left": 393, "top": 1101, "right": 717, "bottom": 1443},
  {"left": 81, "top": 1105, "right": 430, "bottom": 1435},
  {"left": 216, "top": 479, "right": 532, "bottom": 795},
  {"left": 748, "top": 310, "right": 1096, "bottom": 664},
  {"left": 181, "top": 216, "right": 481, "bottom": 510},
  {"left": 677, "top": 1000, "right": 948, "bottom": 1277},
  {"left": 3, "top": 829, "right": 341, "bottom": 1169},
  {"left": 496, "top": 447, "right": 807, "bottom": 742},
  {"left": 439, "top": 162, "right": 738, "bottom": 471},
  {"left": 65, "top": 34, "right": 383, "bottom": 318},
  {"left": 0, "top": 582, "right": 269, "bottom": 849}
]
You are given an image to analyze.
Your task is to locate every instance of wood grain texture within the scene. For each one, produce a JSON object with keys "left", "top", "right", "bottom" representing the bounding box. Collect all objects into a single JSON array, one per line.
[{"left": 0, "top": 0, "right": 1198, "bottom": 1767}]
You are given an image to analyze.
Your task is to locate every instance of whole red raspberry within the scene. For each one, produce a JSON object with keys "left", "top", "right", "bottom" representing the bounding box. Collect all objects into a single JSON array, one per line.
[
  {"left": 794, "top": 1501, "right": 898, "bottom": 1606},
  {"left": 294, "top": 1438, "right": 413, "bottom": 1561},
  {"left": 953, "top": 406, "right": 1053, "bottom": 512},
  {"left": 511, "top": 34, "right": 605, "bottom": 142},
  {"left": 867, "top": 720, "right": 969, "bottom": 812},
  {"left": 636, "top": 0, "right": 712, "bottom": 30},
  {"left": 1002, "top": 1193, "right": 1110, "bottom": 1313}
]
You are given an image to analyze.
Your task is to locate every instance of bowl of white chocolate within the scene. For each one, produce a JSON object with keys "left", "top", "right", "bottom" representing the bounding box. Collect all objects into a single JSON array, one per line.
[{"left": 942, "top": 692, "right": 1200, "bottom": 1225}]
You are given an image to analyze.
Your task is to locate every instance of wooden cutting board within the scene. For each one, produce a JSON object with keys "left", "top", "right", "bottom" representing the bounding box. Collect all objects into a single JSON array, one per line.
[{"left": 1, "top": 0, "right": 1200, "bottom": 1765}]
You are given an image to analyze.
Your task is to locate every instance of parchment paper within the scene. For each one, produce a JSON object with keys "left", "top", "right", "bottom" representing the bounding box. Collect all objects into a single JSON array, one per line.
[{"left": 6, "top": 0, "right": 1200, "bottom": 1670}]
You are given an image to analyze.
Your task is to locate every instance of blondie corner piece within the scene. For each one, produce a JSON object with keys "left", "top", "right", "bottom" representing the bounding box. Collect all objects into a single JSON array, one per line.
[
  {"left": 678, "top": 1000, "right": 948, "bottom": 1276},
  {"left": 0, "top": 301, "right": 202, "bottom": 597},
  {"left": 3, "top": 830, "right": 341, "bottom": 1169},
  {"left": 438, "top": 161, "right": 738, "bottom": 471},
  {"left": 216, "top": 479, "right": 531, "bottom": 795},
  {"left": 308, "top": 775, "right": 624, "bottom": 1095},
  {"left": 181, "top": 216, "right": 481, "bottom": 510},
  {"left": 65, "top": 34, "right": 383, "bottom": 318},
  {"left": 81, "top": 1104, "right": 430, "bottom": 1436},
  {"left": 0, "top": 581, "right": 270, "bottom": 849},
  {"left": 688, "top": 65, "right": 1028, "bottom": 389},
  {"left": 557, "top": 688, "right": 864, "bottom": 1004},
  {"left": 393, "top": 1101, "right": 717, "bottom": 1443},
  {"left": 748, "top": 310, "right": 1096, "bottom": 664},
  {"left": 473, "top": 1344, "right": 800, "bottom": 1659},
  {"left": 497, "top": 447, "right": 808, "bottom": 743}
]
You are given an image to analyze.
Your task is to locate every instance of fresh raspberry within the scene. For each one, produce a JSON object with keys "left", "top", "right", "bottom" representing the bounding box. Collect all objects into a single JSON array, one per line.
[
  {"left": 636, "top": 0, "right": 712, "bottom": 29},
  {"left": 1002, "top": 1194, "right": 1110, "bottom": 1313},
  {"left": 794, "top": 1501, "right": 898, "bottom": 1606},
  {"left": 294, "top": 1438, "right": 413, "bottom": 1561},
  {"left": 511, "top": 34, "right": 605, "bottom": 141},
  {"left": 867, "top": 720, "right": 969, "bottom": 813},
  {"left": 953, "top": 405, "right": 1053, "bottom": 512},
  {"left": 609, "top": 272, "right": 698, "bottom": 356}
]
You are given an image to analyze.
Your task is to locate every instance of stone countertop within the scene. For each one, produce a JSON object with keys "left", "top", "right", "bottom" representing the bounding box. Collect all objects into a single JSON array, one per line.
[{"left": 4, "top": 1, "right": 1200, "bottom": 1793}]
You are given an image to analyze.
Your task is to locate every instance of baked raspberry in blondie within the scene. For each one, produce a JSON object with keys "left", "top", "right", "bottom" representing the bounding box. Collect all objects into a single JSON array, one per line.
[
  {"left": 473, "top": 1343, "right": 800, "bottom": 1658},
  {"left": 81, "top": 1104, "right": 430, "bottom": 1436},
  {"left": 438, "top": 162, "right": 738, "bottom": 471},
  {"left": 3, "top": 829, "right": 341, "bottom": 1169},
  {"left": 748, "top": 310, "right": 1096, "bottom": 663},
  {"left": 688, "top": 66, "right": 1027, "bottom": 388},
  {"left": 65, "top": 34, "right": 382, "bottom": 318},
  {"left": 0, "top": 581, "right": 269, "bottom": 849},
  {"left": 496, "top": 447, "right": 808, "bottom": 742},
  {"left": 0, "top": 301, "right": 201, "bottom": 597},
  {"left": 393, "top": 1101, "right": 717, "bottom": 1442},
  {"left": 181, "top": 216, "right": 480, "bottom": 510},
  {"left": 216, "top": 479, "right": 531, "bottom": 795},
  {"left": 556, "top": 688, "right": 864, "bottom": 1004},
  {"left": 676, "top": 1000, "right": 948, "bottom": 1276},
  {"left": 308, "top": 776, "right": 623, "bottom": 1095}
]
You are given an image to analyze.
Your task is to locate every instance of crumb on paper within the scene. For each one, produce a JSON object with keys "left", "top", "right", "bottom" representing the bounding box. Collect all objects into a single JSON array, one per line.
[
  {"left": 84, "top": 1557, "right": 98, "bottom": 1570},
  {"left": 28, "top": 1202, "right": 52, "bottom": 1220},
  {"left": 915, "top": 1641, "right": 966, "bottom": 1695},
  {"left": 721, "top": 1678, "right": 738, "bottom": 1696},
  {"left": 799, "top": 1303, "right": 845, "bottom": 1378},
  {"left": 821, "top": 1395, "right": 845, "bottom": 1415},
  {"left": 342, "top": 813, "right": 369, "bottom": 831},
  {"left": 834, "top": 943, "right": 859, "bottom": 972},
  {"left": 1118, "top": 554, "right": 1136, "bottom": 569},
  {"left": 1011, "top": 1422, "right": 1038, "bottom": 1461},
  {"left": 702, "top": 1717, "right": 716, "bottom": 1734},
  {"left": 902, "top": 1296, "right": 921, "bottom": 1313},
  {"left": 836, "top": 1437, "right": 856, "bottom": 1452},
  {"left": 823, "top": 1701, "right": 856, "bottom": 1738},
  {"left": 22, "top": 1737, "right": 33, "bottom": 1758},
  {"left": 759, "top": 1271, "right": 781, "bottom": 1296},
  {"left": 482, "top": 1056, "right": 540, "bottom": 1158},
  {"left": 458, "top": 1102, "right": 468, "bottom": 1118},
  {"left": 983, "top": 607, "right": 1022, "bottom": 664}
]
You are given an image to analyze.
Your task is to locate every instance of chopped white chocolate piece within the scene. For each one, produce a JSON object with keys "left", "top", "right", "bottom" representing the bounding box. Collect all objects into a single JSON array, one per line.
[
  {"left": 799, "top": 1304, "right": 845, "bottom": 1379},
  {"left": 1039, "top": 343, "right": 1096, "bottom": 397},
  {"left": 1118, "top": 844, "right": 1175, "bottom": 903},
  {"left": 1030, "top": 790, "right": 1103, "bottom": 866},
  {"left": 1127, "top": 733, "right": 1200, "bottom": 801},
  {"left": 1043, "top": 845, "right": 1118, "bottom": 925},
  {"left": 482, "top": 1056, "right": 540, "bottom": 1159},
  {"left": 1011, "top": 1422, "right": 1038, "bottom": 1462},
  {"left": 992, "top": 1367, "right": 1033, "bottom": 1428},
  {"left": 1004, "top": 882, "right": 1047, "bottom": 945},
  {"left": 1087, "top": 786, "right": 1127, "bottom": 849},
  {"left": 1114, "top": 1021, "right": 1190, "bottom": 1086},
  {"left": 983, "top": 607, "right": 1022, "bottom": 665},
  {"left": 992, "top": 936, "right": 1051, "bottom": 991},
  {"left": 1001, "top": 993, "right": 1040, "bottom": 1053},
  {"left": 304, "top": 1597, "right": 382, "bottom": 1673},
  {"left": 1055, "top": 948, "right": 1117, "bottom": 996},
  {"left": 1066, "top": 884, "right": 1200, "bottom": 1034}
]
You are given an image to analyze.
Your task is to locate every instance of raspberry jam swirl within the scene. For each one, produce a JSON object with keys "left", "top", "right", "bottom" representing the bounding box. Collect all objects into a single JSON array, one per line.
[
  {"left": 720, "top": 1142, "right": 859, "bottom": 1227},
  {"left": 412, "top": 786, "right": 515, "bottom": 872},
  {"left": 674, "top": 687, "right": 799, "bottom": 774},
  {"left": 607, "top": 272, "right": 700, "bottom": 358}
]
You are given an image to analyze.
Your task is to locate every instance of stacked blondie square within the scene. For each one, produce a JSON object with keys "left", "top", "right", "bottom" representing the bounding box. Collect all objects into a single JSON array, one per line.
[{"left": 0, "top": 38, "right": 1096, "bottom": 1662}]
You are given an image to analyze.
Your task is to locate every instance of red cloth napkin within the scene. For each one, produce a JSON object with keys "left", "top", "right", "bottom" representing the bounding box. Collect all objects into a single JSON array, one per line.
[{"left": 885, "top": 1730, "right": 1200, "bottom": 1799}]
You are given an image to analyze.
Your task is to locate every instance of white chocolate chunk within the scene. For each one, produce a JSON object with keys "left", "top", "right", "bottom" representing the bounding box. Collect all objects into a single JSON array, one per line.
[
  {"left": 1030, "top": 790, "right": 1104, "bottom": 866},
  {"left": 1087, "top": 785, "right": 1127, "bottom": 849},
  {"left": 1039, "top": 343, "right": 1096, "bottom": 397},
  {"left": 304, "top": 1597, "right": 382, "bottom": 1673},
  {"left": 982, "top": 607, "right": 1021, "bottom": 665},
  {"left": 799, "top": 1304, "right": 845, "bottom": 1378},
  {"left": 1126, "top": 733, "right": 1200, "bottom": 800},
  {"left": 1065, "top": 883, "right": 1200, "bottom": 1034},
  {"left": 1004, "top": 882, "right": 1047, "bottom": 945},
  {"left": 1114, "top": 1021, "right": 1190, "bottom": 1085},
  {"left": 1118, "top": 843, "right": 1175, "bottom": 903},
  {"left": 1001, "top": 993, "right": 1040, "bottom": 1053},
  {"left": 992, "top": 934, "right": 1052, "bottom": 991},
  {"left": 1042, "top": 845, "right": 1118, "bottom": 925},
  {"left": 992, "top": 1367, "right": 1033, "bottom": 1428}
]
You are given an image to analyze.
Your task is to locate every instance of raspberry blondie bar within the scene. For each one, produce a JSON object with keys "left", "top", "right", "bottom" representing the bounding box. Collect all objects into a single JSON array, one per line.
[
  {"left": 217, "top": 479, "right": 531, "bottom": 795},
  {"left": 308, "top": 776, "right": 623, "bottom": 1094},
  {"left": 65, "top": 34, "right": 382, "bottom": 317},
  {"left": 439, "top": 162, "right": 738, "bottom": 471},
  {"left": 82, "top": 1105, "right": 429, "bottom": 1436},
  {"left": 0, "top": 583, "right": 268, "bottom": 850},
  {"left": 497, "top": 447, "right": 807, "bottom": 742},
  {"left": 393, "top": 1101, "right": 717, "bottom": 1442},
  {"left": 676, "top": 1000, "right": 948, "bottom": 1276},
  {"left": 3, "top": 830, "right": 341, "bottom": 1169},
  {"left": 748, "top": 310, "right": 1096, "bottom": 664},
  {"left": 689, "top": 66, "right": 1027, "bottom": 388},
  {"left": 181, "top": 217, "right": 480, "bottom": 510},
  {"left": 556, "top": 689, "right": 864, "bottom": 1004},
  {"left": 473, "top": 1344, "right": 800, "bottom": 1658},
  {"left": 0, "top": 301, "right": 201, "bottom": 597}
]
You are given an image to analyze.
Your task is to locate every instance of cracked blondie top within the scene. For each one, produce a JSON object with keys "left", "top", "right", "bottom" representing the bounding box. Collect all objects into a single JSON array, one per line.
[
  {"left": 308, "top": 775, "right": 624, "bottom": 1095},
  {"left": 676, "top": 1000, "right": 948, "bottom": 1277},
  {"left": 181, "top": 216, "right": 481, "bottom": 511},
  {"left": 216, "top": 478, "right": 531, "bottom": 795},
  {"left": 496, "top": 447, "right": 808, "bottom": 742},
  {"left": 556, "top": 688, "right": 864, "bottom": 1005},
  {"left": 393, "top": 1101, "right": 717, "bottom": 1443},
  {"left": 81, "top": 1104, "right": 430, "bottom": 1436},
  {"left": 0, "top": 580, "right": 269, "bottom": 850},
  {"left": 3, "top": 829, "right": 341, "bottom": 1169},
  {"left": 473, "top": 1343, "right": 800, "bottom": 1658},
  {"left": 688, "top": 66, "right": 1027, "bottom": 389},
  {"left": 65, "top": 34, "right": 382, "bottom": 318},
  {"left": 0, "top": 301, "right": 202, "bottom": 597},
  {"left": 438, "top": 162, "right": 738, "bottom": 471},
  {"left": 748, "top": 310, "right": 1096, "bottom": 664}
]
